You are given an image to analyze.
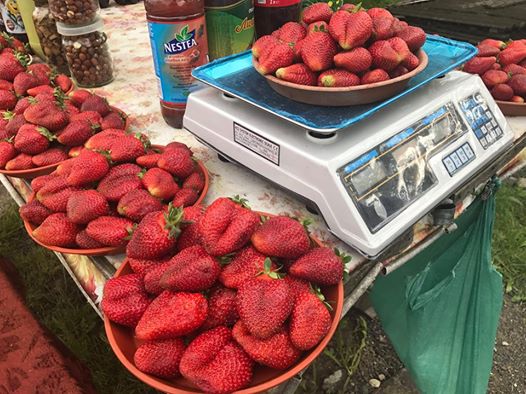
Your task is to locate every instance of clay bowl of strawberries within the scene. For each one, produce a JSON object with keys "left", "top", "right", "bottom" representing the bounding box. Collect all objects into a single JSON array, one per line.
[
  {"left": 462, "top": 38, "right": 526, "bottom": 116},
  {"left": 253, "top": 3, "right": 428, "bottom": 106},
  {"left": 103, "top": 197, "right": 344, "bottom": 394},
  {"left": 20, "top": 137, "right": 209, "bottom": 256}
]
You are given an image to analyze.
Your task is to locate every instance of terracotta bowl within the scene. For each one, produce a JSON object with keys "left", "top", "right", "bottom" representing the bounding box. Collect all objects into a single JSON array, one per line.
[
  {"left": 496, "top": 100, "right": 526, "bottom": 117},
  {"left": 0, "top": 161, "right": 63, "bottom": 179},
  {"left": 260, "top": 50, "right": 428, "bottom": 106},
  {"left": 104, "top": 218, "right": 344, "bottom": 394}
]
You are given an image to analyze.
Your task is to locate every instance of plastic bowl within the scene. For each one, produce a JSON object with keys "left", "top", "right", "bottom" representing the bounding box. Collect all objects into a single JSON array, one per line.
[
  {"left": 260, "top": 50, "right": 428, "bottom": 106},
  {"left": 104, "top": 218, "right": 344, "bottom": 394},
  {"left": 496, "top": 100, "right": 526, "bottom": 117}
]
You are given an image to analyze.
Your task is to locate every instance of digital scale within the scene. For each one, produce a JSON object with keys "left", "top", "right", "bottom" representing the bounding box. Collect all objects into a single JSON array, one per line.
[{"left": 184, "top": 38, "right": 514, "bottom": 258}]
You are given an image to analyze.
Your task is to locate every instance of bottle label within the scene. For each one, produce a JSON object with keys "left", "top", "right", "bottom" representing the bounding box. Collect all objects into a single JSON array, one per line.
[
  {"left": 255, "top": 0, "right": 300, "bottom": 7},
  {"left": 205, "top": 0, "right": 254, "bottom": 61},
  {"left": 1, "top": 0, "right": 26, "bottom": 34},
  {"left": 147, "top": 17, "right": 208, "bottom": 105}
]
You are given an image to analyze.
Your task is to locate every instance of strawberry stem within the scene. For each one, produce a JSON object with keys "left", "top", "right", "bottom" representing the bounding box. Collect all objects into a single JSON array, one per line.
[
  {"left": 230, "top": 195, "right": 251, "bottom": 209},
  {"left": 37, "top": 126, "right": 56, "bottom": 141},
  {"left": 164, "top": 203, "right": 183, "bottom": 239},
  {"left": 311, "top": 284, "right": 333, "bottom": 310}
]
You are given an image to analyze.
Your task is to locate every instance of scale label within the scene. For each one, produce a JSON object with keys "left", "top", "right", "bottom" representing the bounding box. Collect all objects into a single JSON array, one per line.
[{"left": 233, "top": 122, "right": 280, "bottom": 165}]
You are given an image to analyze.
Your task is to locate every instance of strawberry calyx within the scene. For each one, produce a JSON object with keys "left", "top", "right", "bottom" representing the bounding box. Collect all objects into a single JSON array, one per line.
[
  {"left": 334, "top": 247, "right": 351, "bottom": 282},
  {"left": 218, "top": 252, "right": 236, "bottom": 266},
  {"left": 37, "top": 126, "right": 56, "bottom": 141},
  {"left": 134, "top": 132, "right": 151, "bottom": 149},
  {"left": 0, "top": 32, "right": 12, "bottom": 45},
  {"left": 89, "top": 121, "right": 101, "bottom": 132},
  {"left": 257, "top": 257, "right": 284, "bottom": 280},
  {"left": 230, "top": 194, "right": 251, "bottom": 209},
  {"left": 27, "top": 96, "right": 38, "bottom": 105},
  {"left": 14, "top": 51, "right": 30, "bottom": 68},
  {"left": 163, "top": 203, "right": 183, "bottom": 239},
  {"left": 2, "top": 110, "right": 14, "bottom": 120},
  {"left": 137, "top": 168, "right": 147, "bottom": 179},
  {"left": 125, "top": 223, "right": 137, "bottom": 240},
  {"left": 3, "top": 136, "right": 14, "bottom": 143},
  {"left": 94, "top": 149, "right": 113, "bottom": 162},
  {"left": 53, "top": 87, "right": 67, "bottom": 109},
  {"left": 310, "top": 284, "right": 333, "bottom": 310}
]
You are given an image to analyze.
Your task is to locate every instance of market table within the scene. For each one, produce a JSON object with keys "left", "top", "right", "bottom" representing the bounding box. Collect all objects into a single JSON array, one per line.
[{"left": 1, "top": 2, "right": 526, "bottom": 392}]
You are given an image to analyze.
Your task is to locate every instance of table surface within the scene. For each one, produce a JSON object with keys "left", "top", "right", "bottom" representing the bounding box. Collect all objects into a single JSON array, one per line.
[{"left": 4, "top": 2, "right": 526, "bottom": 312}]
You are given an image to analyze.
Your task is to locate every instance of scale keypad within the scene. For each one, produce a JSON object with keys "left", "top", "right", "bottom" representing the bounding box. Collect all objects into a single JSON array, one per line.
[
  {"left": 442, "top": 142, "right": 476, "bottom": 176},
  {"left": 459, "top": 93, "right": 503, "bottom": 150}
]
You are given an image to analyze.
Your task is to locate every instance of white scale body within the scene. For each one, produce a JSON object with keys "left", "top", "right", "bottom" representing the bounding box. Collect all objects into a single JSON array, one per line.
[{"left": 184, "top": 71, "right": 514, "bottom": 258}]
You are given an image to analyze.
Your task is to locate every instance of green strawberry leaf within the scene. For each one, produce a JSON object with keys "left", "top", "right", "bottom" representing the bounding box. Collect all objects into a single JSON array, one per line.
[
  {"left": 164, "top": 203, "right": 184, "bottom": 239},
  {"left": 230, "top": 194, "right": 251, "bottom": 209}
]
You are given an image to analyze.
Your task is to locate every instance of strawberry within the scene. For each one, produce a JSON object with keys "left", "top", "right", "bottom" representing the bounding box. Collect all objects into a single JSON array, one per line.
[
  {"left": 219, "top": 246, "right": 267, "bottom": 289},
  {"left": 318, "top": 69, "right": 360, "bottom": 87},
  {"left": 388, "top": 37, "right": 410, "bottom": 62},
  {"left": 301, "top": 32, "right": 338, "bottom": 72},
  {"left": 369, "top": 40, "right": 402, "bottom": 71},
  {"left": 31, "top": 174, "right": 58, "bottom": 192},
  {"left": 289, "top": 289, "right": 331, "bottom": 350},
  {"left": 160, "top": 245, "right": 221, "bottom": 292},
  {"left": 371, "top": 17, "right": 394, "bottom": 40},
  {"left": 19, "top": 200, "right": 51, "bottom": 225},
  {"left": 13, "top": 96, "right": 32, "bottom": 114},
  {"left": 0, "top": 90, "right": 16, "bottom": 110},
  {"left": 75, "top": 230, "right": 104, "bottom": 249},
  {"left": 505, "top": 40, "right": 526, "bottom": 50},
  {"left": 179, "top": 326, "right": 253, "bottom": 394},
  {"left": 284, "top": 275, "right": 310, "bottom": 300},
  {"left": 66, "top": 190, "right": 109, "bottom": 224},
  {"left": 477, "top": 44, "right": 501, "bottom": 57},
  {"left": 252, "top": 35, "right": 279, "bottom": 59},
  {"left": 23, "top": 101, "right": 70, "bottom": 131},
  {"left": 127, "top": 256, "right": 170, "bottom": 277},
  {"left": 84, "top": 128, "right": 124, "bottom": 150},
  {"left": 33, "top": 213, "right": 79, "bottom": 246},
  {"left": 502, "top": 64, "right": 526, "bottom": 76},
  {"left": 136, "top": 152, "right": 161, "bottom": 168},
  {"left": 134, "top": 339, "right": 186, "bottom": 379},
  {"left": 69, "top": 89, "right": 92, "bottom": 107},
  {"left": 31, "top": 148, "right": 68, "bottom": 167},
  {"left": 70, "top": 110, "right": 102, "bottom": 124},
  {"left": 0, "top": 53, "right": 27, "bottom": 81},
  {"left": 202, "top": 286, "right": 238, "bottom": 330},
  {"left": 463, "top": 56, "right": 496, "bottom": 75},
  {"left": 367, "top": 7, "right": 393, "bottom": 20},
  {"left": 126, "top": 204, "right": 183, "bottom": 259},
  {"left": 289, "top": 247, "right": 345, "bottom": 285},
  {"left": 144, "top": 259, "right": 177, "bottom": 295},
  {"left": 101, "top": 111, "right": 126, "bottom": 130},
  {"left": 54, "top": 74, "right": 72, "bottom": 92},
  {"left": 511, "top": 95, "right": 525, "bottom": 103},
  {"left": 97, "top": 170, "right": 142, "bottom": 202},
  {"left": 199, "top": 197, "right": 260, "bottom": 256},
  {"left": 141, "top": 167, "right": 179, "bottom": 200},
  {"left": 172, "top": 188, "right": 199, "bottom": 207},
  {"left": 165, "top": 141, "right": 193, "bottom": 155},
  {"left": 26, "top": 63, "right": 51, "bottom": 85},
  {"left": 36, "top": 176, "right": 78, "bottom": 212},
  {"left": 5, "top": 153, "right": 33, "bottom": 170},
  {"left": 0, "top": 80, "right": 13, "bottom": 90},
  {"left": 251, "top": 216, "right": 310, "bottom": 259},
  {"left": 135, "top": 291, "right": 208, "bottom": 340},
  {"left": 14, "top": 124, "right": 55, "bottom": 155},
  {"left": 109, "top": 134, "right": 146, "bottom": 163},
  {"left": 329, "top": 10, "right": 372, "bottom": 50},
  {"left": 237, "top": 259, "right": 293, "bottom": 339},
  {"left": 101, "top": 273, "right": 150, "bottom": 327},
  {"left": 13, "top": 72, "right": 39, "bottom": 96},
  {"left": 4, "top": 112, "right": 27, "bottom": 137},
  {"left": 302, "top": 2, "right": 333, "bottom": 24},
  {"left": 67, "top": 149, "right": 110, "bottom": 186},
  {"left": 293, "top": 39, "right": 305, "bottom": 62},
  {"left": 389, "top": 65, "right": 409, "bottom": 78},
  {"left": 396, "top": 26, "right": 426, "bottom": 52},
  {"left": 9, "top": 38, "right": 26, "bottom": 53},
  {"left": 157, "top": 147, "right": 195, "bottom": 178},
  {"left": 508, "top": 74, "right": 526, "bottom": 96},
  {"left": 273, "top": 22, "right": 306, "bottom": 44},
  {"left": 80, "top": 94, "right": 111, "bottom": 116},
  {"left": 118, "top": 189, "right": 163, "bottom": 222},
  {"left": 491, "top": 84, "right": 514, "bottom": 101},
  {"left": 68, "top": 146, "right": 84, "bottom": 157},
  {"left": 307, "top": 21, "right": 329, "bottom": 35},
  {"left": 361, "top": 69, "right": 390, "bottom": 84},
  {"left": 0, "top": 140, "right": 16, "bottom": 168},
  {"left": 182, "top": 170, "right": 205, "bottom": 192},
  {"left": 275, "top": 63, "right": 318, "bottom": 86},
  {"left": 481, "top": 69, "right": 509, "bottom": 88},
  {"left": 498, "top": 47, "right": 526, "bottom": 66},
  {"left": 391, "top": 17, "right": 408, "bottom": 35},
  {"left": 27, "top": 85, "right": 54, "bottom": 96},
  {"left": 232, "top": 321, "right": 301, "bottom": 369},
  {"left": 54, "top": 159, "right": 75, "bottom": 176},
  {"left": 254, "top": 42, "right": 295, "bottom": 75},
  {"left": 174, "top": 206, "right": 205, "bottom": 252},
  {"left": 402, "top": 52, "right": 420, "bottom": 71},
  {"left": 57, "top": 120, "right": 99, "bottom": 146},
  {"left": 86, "top": 216, "right": 134, "bottom": 246}
]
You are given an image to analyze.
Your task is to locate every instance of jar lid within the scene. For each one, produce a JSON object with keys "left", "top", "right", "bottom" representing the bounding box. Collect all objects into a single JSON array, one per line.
[{"left": 56, "top": 16, "right": 104, "bottom": 36}]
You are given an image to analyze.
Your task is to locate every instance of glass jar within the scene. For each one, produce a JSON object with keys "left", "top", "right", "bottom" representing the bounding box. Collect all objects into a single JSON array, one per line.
[
  {"left": 33, "top": 2, "right": 69, "bottom": 74},
  {"left": 56, "top": 17, "right": 113, "bottom": 87},
  {"left": 48, "top": 0, "right": 99, "bottom": 25}
]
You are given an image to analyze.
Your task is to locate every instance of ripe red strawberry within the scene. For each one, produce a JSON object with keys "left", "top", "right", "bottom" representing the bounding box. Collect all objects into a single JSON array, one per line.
[
  {"left": 160, "top": 245, "right": 221, "bottom": 292},
  {"left": 0, "top": 89, "right": 16, "bottom": 110},
  {"left": 118, "top": 189, "right": 163, "bottom": 222},
  {"left": 318, "top": 69, "right": 360, "bottom": 87},
  {"left": 252, "top": 35, "right": 280, "bottom": 59},
  {"left": 134, "top": 339, "right": 186, "bottom": 379},
  {"left": 67, "top": 149, "right": 110, "bottom": 186},
  {"left": 23, "top": 101, "right": 70, "bottom": 131},
  {"left": 14, "top": 124, "right": 55, "bottom": 155},
  {"left": 54, "top": 158, "right": 74, "bottom": 176},
  {"left": 511, "top": 95, "right": 525, "bottom": 103},
  {"left": 127, "top": 256, "right": 170, "bottom": 277},
  {"left": 102, "top": 273, "right": 150, "bottom": 327},
  {"left": 13, "top": 96, "right": 32, "bottom": 114},
  {"left": 31, "top": 148, "right": 68, "bottom": 167},
  {"left": 75, "top": 230, "right": 104, "bottom": 249},
  {"left": 174, "top": 205, "right": 204, "bottom": 251},
  {"left": 202, "top": 286, "right": 238, "bottom": 330},
  {"left": 477, "top": 44, "right": 501, "bottom": 57},
  {"left": 182, "top": 170, "right": 205, "bottom": 192},
  {"left": 199, "top": 197, "right": 260, "bottom": 256},
  {"left": 289, "top": 247, "right": 345, "bottom": 285},
  {"left": 144, "top": 259, "right": 176, "bottom": 295},
  {"left": 27, "top": 84, "right": 54, "bottom": 96},
  {"left": 481, "top": 69, "right": 509, "bottom": 88},
  {"left": 219, "top": 246, "right": 267, "bottom": 289},
  {"left": 136, "top": 152, "right": 161, "bottom": 168},
  {"left": 251, "top": 216, "right": 310, "bottom": 259},
  {"left": 110, "top": 134, "right": 146, "bottom": 163},
  {"left": 303, "top": 2, "right": 333, "bottom": 24},
  {"left": 0, "top": 140, "right": 16, "bottom": 168},
  {"left": 36, "top": 176, "right": 79, "bottom": 212},
  {"left": 4, "top": 112, "right": 27, "bottom": 137},
  {"left": 33, "top": 213, "right": 79, "bottom": 246},
  {"left": 329, "top": 10, "right": 372, "bottom": 50},
  {"left": 165, "top": 141, "right": 193, "bottom": 155},
  {"left": 498, "top": 47, "right": 526, "bottom": 66},
  {"left": 508, "top": 74, "right": 526, "bottom": 96},
  {"left": 307, "top": 21, "right": 329, "bottom": 34},
  {"left": 254, "top": 42, "right": 295, "bottom": 75},
  {"left": 9, "top": 38, "right": 26, "bottom": 53},
  {"left": 101, "top": 111, "right": 126, "bottom": 130},
  {"left": 463, "top": 56, "right": 496, "bottom": 75},
  {"left": 388, "top": 37, "right": 410, "bottom": 62},
  {"left": 369, "top": 40, "right": 402, "bottom": 71},
  {"left": 275, "top": 63, "right": 318, "bottom": 86},
  {"left": 0, "top": 54, "right": 26, "bottom": 81},
  {"left": 57, "top": 120, "right": 99, "bottom": 146},
  {"left": 157, "top": 146, "right": 195, "bottom": 178},
  {"left": 66, "top": 190, "right": 109, "bottom": 224},
  {"left": 97, "top": 170, "right": 142, "bottom": 202},
  {"left": 502, "top": 64, "right": 526, "bottom": 76},
  {"left": 141, "top": 167, "right": 179, "bottom": 200},
  {"left": 232, "top": 321, "right": 301, "bottom": 369},
  {"left": 127, "top": 205, "right": 183, "bottom": 259},
  {"left": 27, "top": 63, "right": 51, "bottom": 85},
  {"left": 136, "top": 291, "right": 208, "bottom": 340},
  {"left": 84, "top": 128, "right": 124, "bottom": 150},
  {"left": 0, "top": 80, "right": 13, "bottom": 90},
  {"left": 69, "top": 89, "right": 92, "bottom": 107},
  {"left": 5, "top": 153, "right": 33, "bottom": 170},
  {"left": 86, "top": 216, "right": 133, "bottom": 246},
  {"left": 13, "top": 72, "right": 39, "bottom": 95},
  {"left": 367, "top": 7, "right": 393, "bottom": 20},
  {"left": 54, "top": 74, "right": 72, "bottom": 92},
  {"left": 284, "top": 275, "right": 310, "bottom": 300},
  {"left": 361, "top": 69, "right": 390, "bottom": 84},
  {"left": 289, "top": 289, "right": 331, "bottom": 350},
  {"left": 19, "top": 200, "right": 51, "bottom": 225},
  {"left": 237, "top": 259, "right": 293, "bottom": 339},
  {"left": 68, "top": 146, "right": 84, "bottom": 158},
  {"left": 179, "top": 326, "right": 253, "bottom": 394},
  {"left": 80, "top": 94, "right": 111, "bottom": 116},
  {"left": 31, "top": 174, "right": 58, "bottom": 192},
  {"left": 371, "top": 17, "right": 394, "bottom": 40},
  {"left": 491, "top": 84, "right": 514, "bottom": 101},
  {"left": 273, "top": 22, "right": 306, "bottom": 44},
  {"left": 402, "top": 52, "right": 420, "bottom": 70},
  {"left": 70, "top": 110, "right": 102, "bottom": 124},
  {"left": 396, "top": 26, "right": 426, "bottom": 52},
  {"left": 505, "top": 40, "right": 526, "bottom": 50},
  {"left": 293, "top": 39, "right": 305, "bottom": 62},
  {"left": 390, "top": 65, "right": 409, "bottom": 78},
  {"left": 301, "top": 32, "right": 338, "bottom": 72}
]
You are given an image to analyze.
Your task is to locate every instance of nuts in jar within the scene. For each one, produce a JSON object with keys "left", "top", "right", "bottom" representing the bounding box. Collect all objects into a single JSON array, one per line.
[
  {"left": 49, "top": 0, "right": 99, "bottom": 25},
  {"left": 57, "top": 18, "right": 114, "bottom": 88}
]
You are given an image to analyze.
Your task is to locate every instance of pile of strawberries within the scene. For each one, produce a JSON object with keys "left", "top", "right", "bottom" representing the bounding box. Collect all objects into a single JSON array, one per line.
[
  {"left": 19, "top": 139, "right": 205, "bottom": 249},
  {"left": 462, "top": 38, "right": 526, "bottom": 104},
  {"left": 103, "top": 197, "right": 347, "bottom": 393},
  {"left": 252, "top": 3, "right": 426, "bottom": 87}
]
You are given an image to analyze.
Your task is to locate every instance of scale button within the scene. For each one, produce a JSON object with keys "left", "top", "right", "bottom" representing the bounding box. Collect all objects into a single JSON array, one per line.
[
  {"left": 463, "top": 144, "right": 475, "bottom": 159},
  {"left": 450, "top": 152, "right": 462, "bottom": 167},
  {"left": 443, "top": 157, "right": 456, "bottom": 173},
  {"left": 495, "top": 127, "right": 502, "bottom": 136},
  {"left": 481, "top": 125, "right": 488, "bottom": 135},
  {"left": 487, "top": 133, "right": 494, "bottom": 144},
  {"left": 491, "top": 120, "right": 497, "bottom": 127},
  {"left": 481, "top": 136, "right": 487, "bottom": 147},
  {"left": 457, "top": 148, "right": 468, "bottom": 163}
]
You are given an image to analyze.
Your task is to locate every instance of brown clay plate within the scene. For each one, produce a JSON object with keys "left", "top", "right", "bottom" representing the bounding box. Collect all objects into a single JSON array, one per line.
[{"left": 496, "top": 101, "right": 526, "bottom": 117}]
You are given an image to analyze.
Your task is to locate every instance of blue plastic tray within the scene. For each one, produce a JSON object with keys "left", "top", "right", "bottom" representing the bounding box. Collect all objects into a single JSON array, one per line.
[{"left": 192, "top": 35, "right": 477, "bottom": 132}]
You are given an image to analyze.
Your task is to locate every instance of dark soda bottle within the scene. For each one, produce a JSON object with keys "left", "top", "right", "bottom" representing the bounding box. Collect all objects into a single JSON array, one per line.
[{"left": 254, "top": 0, "right": 300, "bottom": 38}]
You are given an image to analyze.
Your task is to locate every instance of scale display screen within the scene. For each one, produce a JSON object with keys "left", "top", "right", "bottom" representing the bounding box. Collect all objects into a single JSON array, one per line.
[{"left": 338, "top": 102, "right": 469, "bottom": 233}]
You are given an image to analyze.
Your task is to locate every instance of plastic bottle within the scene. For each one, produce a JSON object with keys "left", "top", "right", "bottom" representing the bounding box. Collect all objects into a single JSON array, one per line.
[
  {"left": 145, "top": 0, "right": 209, "bottom": 129},
  {"left": 254, "top": 0, "right": 301, "bottom": 38}
]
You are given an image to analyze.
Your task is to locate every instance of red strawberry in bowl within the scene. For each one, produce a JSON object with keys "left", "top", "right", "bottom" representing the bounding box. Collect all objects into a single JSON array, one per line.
[
  {"left": 301, "top": 32, "right": 338, "bottom": 72},
  {"left": 32, "top": 212, "right": 79, "bottom": 247},
  {"left": 254, "top": 42, "right": 295, "bottom": 75},
  {"left": 302, "top": 2, "right": 333, "bottom": 24},
  {"left": 275, "top": 63, "right": 318, "bottom": 86},
  {"left": 201, "top": 286, "right": 238, "bottom": 330},
  {"left": 329, "top": 9, "right": 373, "bottom": 50},
  {"left": 134, "top": 339, "right": 186, "bottom": 379},
  {"left": 273, "top": 22, "right": 306, "bottom": 44},
  {"left": 289, "top": 247, "right": 346, "bottom": 285}
]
